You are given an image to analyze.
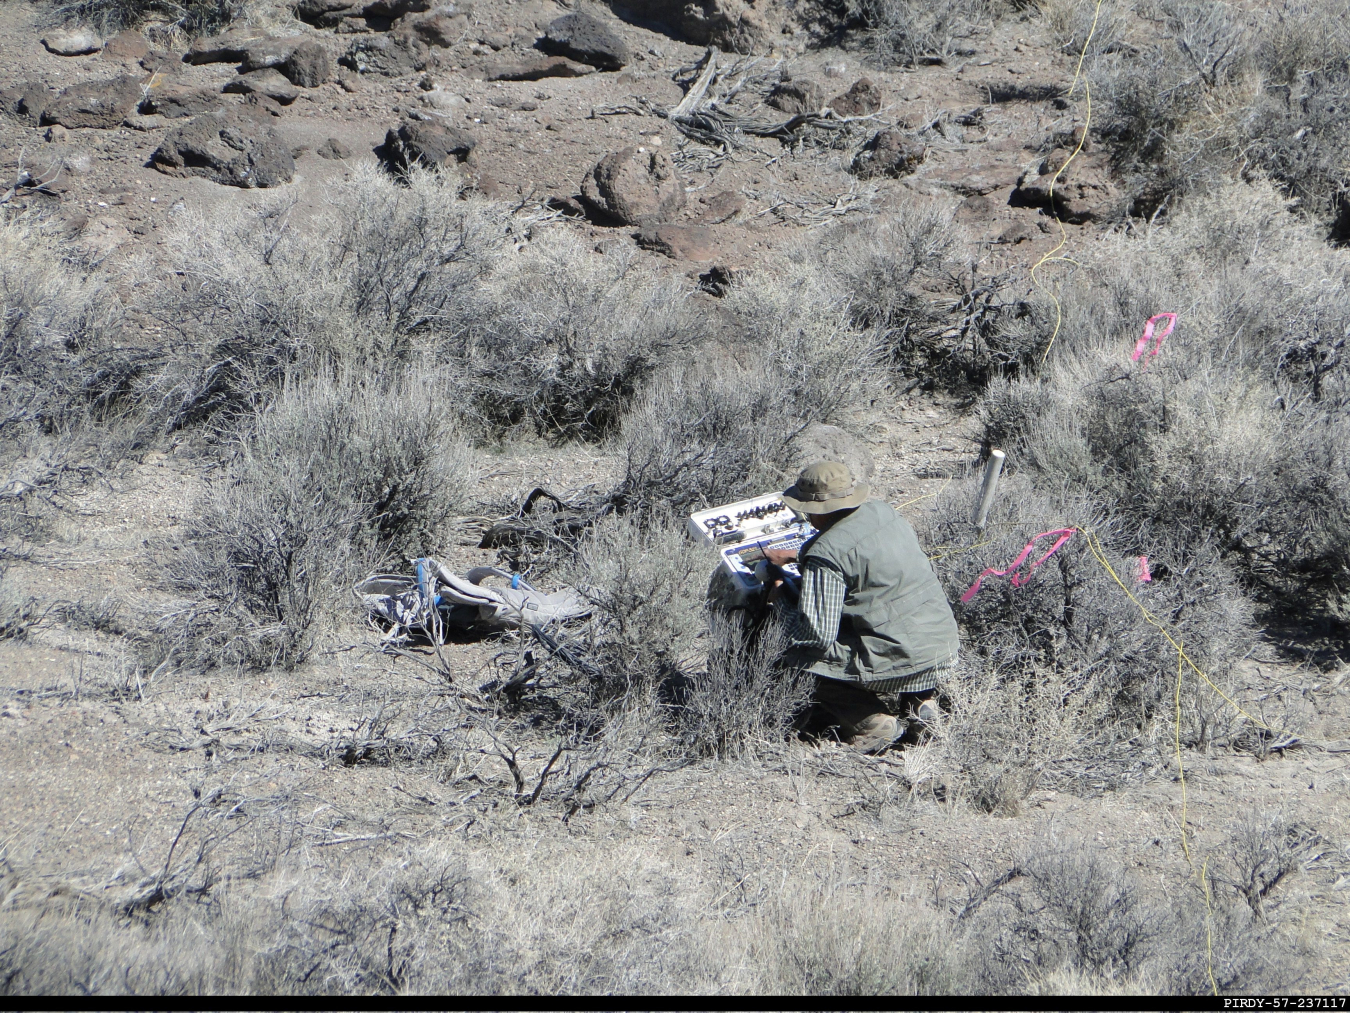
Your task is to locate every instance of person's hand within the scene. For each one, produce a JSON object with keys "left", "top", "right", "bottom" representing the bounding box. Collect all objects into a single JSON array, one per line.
[
  {"left": 766, "top": 578, "right": 786, "bottom": 604},
  {"left": 764, "top": 546, "right": 798, "bottom": 567}
]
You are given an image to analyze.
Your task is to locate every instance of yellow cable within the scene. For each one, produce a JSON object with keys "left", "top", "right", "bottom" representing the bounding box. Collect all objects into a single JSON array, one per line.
[{"left": 1032, "top": 0, "right": 1105, "bottom": 365}]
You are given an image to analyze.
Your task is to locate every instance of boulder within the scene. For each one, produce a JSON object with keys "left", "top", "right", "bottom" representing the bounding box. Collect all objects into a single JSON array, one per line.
[
  {"left": 150, "top": 109, "right": 294, "bottom": 187},
  {"left": 279, "top": 41, "right": 332, "bottom": 86},
  {"left": 186, "top": 29, "right": 272, "bottom": 64},
  {"left": 381, "top": 118, "right": 475, "bottom": 171},
  {"left": 538, "top": 13, "right": 629, "bottom": 71},
  {"left": 635, "top": 223, "right": 717, "bottom": 261},
  {"left": 101, "top": 30, "right": 149, "bottom": 62},
  {"left": 850, "top": 128, "right": 925, "bottom": 179},
  {"left": 829, "top": 77, "right": 882, "bottom": 117},
  {"left": 766, "top": 76, "right": 826, "bottom": 116},
  {"left": 579, "top": 147, "right": 684, "bottom": 226},
  {"left": 223, "top": 69, "right": 300, "bottom": 104},
  {"left": 694, "top": 189, "right": 745, "bottom": 224},
  {"left": 484, "top": 56, "right": 593, "bottom": 81},
  {"left": 340, "top": 33, "right": 431, "bottom": 75},
  {"left": 41, "top": 28, "right": 103, "bottom": 56},
  {"left": 40, "top": 76, "right": 142, "bottom": 128},
  {"left": 140, "top": 83, "right": 226, "bottom": 118}
]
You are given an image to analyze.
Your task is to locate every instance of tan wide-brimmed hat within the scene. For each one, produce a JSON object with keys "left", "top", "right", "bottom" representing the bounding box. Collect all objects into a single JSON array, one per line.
[{"left": 781, "top": 460, "right": 869, "bottom": 515}]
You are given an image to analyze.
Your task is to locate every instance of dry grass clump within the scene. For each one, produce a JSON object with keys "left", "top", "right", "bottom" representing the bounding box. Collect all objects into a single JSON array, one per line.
[
  {"left": 797, "top": 203, "right": 1038, "bottom": 389},
  {"left": 0, "top": 218, "right": 125, "bottom": 434},
  {"left": 671, "top": 615, "right": 815, "bottom": 759},
  {"left": 157, "top": 169, "right": 510, "bottom": 431},
  {"left": 0, "top": 830, "right": 1308, "bottom": 995},
  {"left": 47, "top": 0, "right": 290, "bottom": 37},
  {"left": 454, "top": 234, "right": 709, "bottom": 442},
  {"left": 980, "top": 183, "right": 1350, "bottom": 622},
  {"left": 846, "top": 0, "right": 1009, "bottom": 65},
  {"left": 1091, "top": 0, "right": 1350, "bottom": 229},
  {"left": 156, "top": 370, "right": 476, "bottom": 670},
  {"left": 912, "top": 476, "right": 1252, "bottom": 806}
]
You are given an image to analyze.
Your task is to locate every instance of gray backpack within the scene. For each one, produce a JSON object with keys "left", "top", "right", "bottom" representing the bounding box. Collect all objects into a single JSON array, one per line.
[{"left": 356, "top": 557, "right": 591, "bottom": 643}]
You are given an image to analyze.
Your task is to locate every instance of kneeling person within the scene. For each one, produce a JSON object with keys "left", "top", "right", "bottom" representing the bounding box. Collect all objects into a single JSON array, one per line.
[{"left": 767, "top": 460, "right": 959, "bottom": 752}]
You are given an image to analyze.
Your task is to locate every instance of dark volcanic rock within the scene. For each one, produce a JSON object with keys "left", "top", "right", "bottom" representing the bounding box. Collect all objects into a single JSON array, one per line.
[
  {"left": 538, "top": 13, "right": 629, "bottom": 70},
  {"left": 850, "top": 128, "right": 925, "bottom": 179},
  {"left": 186, "top": 29, "right": 271, "bottom": 64},
  {"left": 767, "top": 76, "right": 827, "bottom": 115},
  {"left": 340, "top": 33, "right": 432, "bottom": 75},
  {"left": 829, "top": 77, "right": 882, "bottom": 116},
  {"left": 381, "top": 118, "right": 475, "bottom": 170},
  {"left": 396, "top": 6, "right": 471, "bottom": 47},
  {"left": 102, "top": 30, "right": 150, "bottom": 62},
  {"left": 316, "top": 136, "right": 353, "bottom": 159},
  {"left": 150, "top": 109, "right": 294, "bottom": 187},
  {"left": 579, "top": 146, "right": 684, "bottom": 225},
  {"left": 140, "top": 83, "right": 226, "bottom": 119},
  {"left": 635, "top": 223, "right": 717, "bottom": 261},
  {"left": 238, "top": 37, "right": 301, "bottom": 71},
  {"left": 279, "top": 41, "right": 333, "bottom": 86},
  {"left": 40, "top": 76, "right": 142, "bottom": 128},
  {"left": 624, "top": 0, "right": 773, "bottom": 53},
  {"left": 484, "top": 55, "right": 593, "bottom": 81},
  {"left": 223, "top": 69, "right": 300, "bottom": 104}
]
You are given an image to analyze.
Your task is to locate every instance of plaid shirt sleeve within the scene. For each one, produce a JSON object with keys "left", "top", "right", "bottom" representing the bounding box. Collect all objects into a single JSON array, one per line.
[{"left": 788, "top": 559, "right": 847, "bottom": 650}]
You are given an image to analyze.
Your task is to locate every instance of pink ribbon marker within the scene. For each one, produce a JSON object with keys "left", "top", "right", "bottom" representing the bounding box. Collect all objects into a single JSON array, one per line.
[
  {"left": 961, "top": 528, "right": 1076, "bottom": 604},
  {"left": 1132, "top": 312, "right": 1177, "bottom": 365},
  {"left": 1135, "top": 556, "right": 1152, "bottom": 583}
]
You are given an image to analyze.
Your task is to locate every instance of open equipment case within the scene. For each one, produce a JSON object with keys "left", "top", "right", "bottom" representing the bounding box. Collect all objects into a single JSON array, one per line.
[{"left": 688, "top": 493, "right": 817, "bottom": 609}]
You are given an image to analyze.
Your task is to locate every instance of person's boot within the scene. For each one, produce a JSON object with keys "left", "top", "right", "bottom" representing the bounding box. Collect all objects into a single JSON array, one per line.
[{"left": 846, "top": 713, "right": 901, "bottom": 753}]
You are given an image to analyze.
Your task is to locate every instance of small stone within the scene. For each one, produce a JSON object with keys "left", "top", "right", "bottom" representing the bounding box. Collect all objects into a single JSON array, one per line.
[
  {"left": 420, "top": 87, "right": 466, "bottom": 111},
  {"left": 337, "top": 72, "right": 361, "bottom": 92},
  {"left": 829, "top": 77, "right": 882, "bottom": 117},
  {"left": 315, "top": 136, "right": 353, "bottom": 159},
  {"left": 823, "top": 61, "right": 846, "bottom": 78},
  {"left": 635, "top": 223, "right": 717, "bottom": 261},
  {"left": 123, "top": 113, "right": 170, "bottom": 131},
  {"left": 850, "top": 127, "right": 925, "bottom": 179},
  {"left": 41, "top": 28, "right": 103, "bottom": 56},
  {"left": 485, "top": 33, "right": 511, "bottom": 51},
  {"left": 102, "top": 29, "right": 149, "bottom": 62},
  {"left": 44, "top": 124, "right": 68, "bottom": 143},
  {"left": 694, "top": 189, "right": 744, "bottom": 224},
  {"left": 766, "top": 76, "right": 826, "bottom": 116}
]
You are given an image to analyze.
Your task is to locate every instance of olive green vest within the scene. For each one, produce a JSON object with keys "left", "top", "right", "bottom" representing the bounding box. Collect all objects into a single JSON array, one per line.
[{"left": 789, "top": 499, "right": 959, "bottom": 683}]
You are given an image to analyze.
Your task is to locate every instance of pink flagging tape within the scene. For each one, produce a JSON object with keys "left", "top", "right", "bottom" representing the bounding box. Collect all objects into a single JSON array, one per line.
[
  {"left": 960, "top": 528, "right": 1076, "bottom": 604},
  {"left": 1135, "top": 556, "right": 1152, "bottom": 583},
  {"left": 1132, "top": 312, "right": 1177, "bottom": 365}
]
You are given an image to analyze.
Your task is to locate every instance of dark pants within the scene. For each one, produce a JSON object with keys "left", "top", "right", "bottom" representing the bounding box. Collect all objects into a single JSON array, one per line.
[{"left": 802, "top": 677, "right": 936, "bottom": 738}]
